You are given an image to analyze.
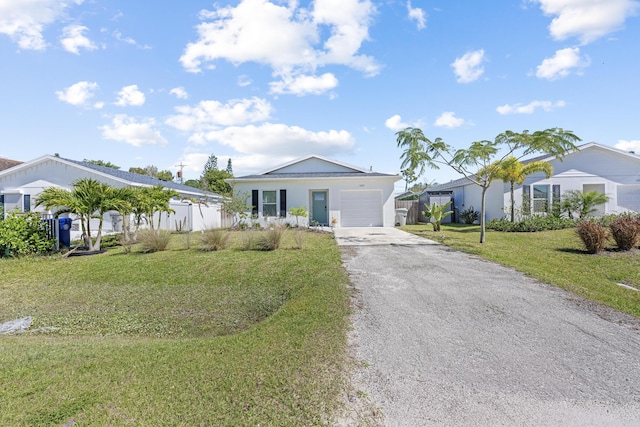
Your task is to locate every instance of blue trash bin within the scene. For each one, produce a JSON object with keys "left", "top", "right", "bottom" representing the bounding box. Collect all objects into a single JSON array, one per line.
[{"left": 58, "top": 218, "right": 72, "bottom": 248}]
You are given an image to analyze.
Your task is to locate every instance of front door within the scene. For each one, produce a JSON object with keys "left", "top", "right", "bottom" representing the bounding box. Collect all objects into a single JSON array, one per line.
[{"left": 311, "top": 191, "right": 328, "bottom": 225}]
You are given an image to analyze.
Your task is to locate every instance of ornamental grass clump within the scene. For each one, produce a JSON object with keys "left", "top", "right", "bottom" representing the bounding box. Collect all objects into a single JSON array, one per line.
[
  {"left": 255, "top": 225, "right": 286, "bottom": 251},
  {"left": 609, "top": 213, "right": 640, "bottom": 251},
  {"left": 138, "top": 230, "right": 172, "bottom": 253},
  {"left": 576, "top": 219, "right": 609, "bottom": 254},
  {"left": 200, "top": 228, "right": 231, "bottom": 251}
]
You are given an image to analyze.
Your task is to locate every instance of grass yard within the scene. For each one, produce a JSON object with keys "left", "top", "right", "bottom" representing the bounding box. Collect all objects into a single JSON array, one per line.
[
  {"left": 401, "top": 223, "right": 640, "bottom": 319},
  {"left": 0, "top": 230, "right": 351, "bottom": 426}
]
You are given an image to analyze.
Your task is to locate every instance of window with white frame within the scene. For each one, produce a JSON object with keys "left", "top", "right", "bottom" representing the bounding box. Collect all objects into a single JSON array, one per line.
[
  {"left": 532, "top": 185, "right": 549, "bottom": 213},
  {"left": 262, "top": 190, "right": 277, "bottom": 217}
]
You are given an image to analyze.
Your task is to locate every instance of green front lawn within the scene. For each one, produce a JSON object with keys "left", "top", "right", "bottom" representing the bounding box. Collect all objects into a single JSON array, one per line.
[
  {"left": 401, "top": 224, "right": 640, "bottom": 318},
  {"left": 0, "top": 231, "right": 351, "bottom": 426}
]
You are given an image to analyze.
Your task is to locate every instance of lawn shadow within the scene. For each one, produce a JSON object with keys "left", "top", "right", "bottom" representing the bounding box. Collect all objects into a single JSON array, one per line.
[{"left": 556, "top": 247, "right": 586, "bottom": 255}]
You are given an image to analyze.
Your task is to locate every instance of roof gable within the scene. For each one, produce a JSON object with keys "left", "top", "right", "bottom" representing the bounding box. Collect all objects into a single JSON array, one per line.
[{"left": 260, "top": 155, "right": 369, "bottom": 175}]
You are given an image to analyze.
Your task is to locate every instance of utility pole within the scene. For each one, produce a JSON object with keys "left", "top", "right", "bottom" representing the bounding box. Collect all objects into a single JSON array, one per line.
[{"left": 175, "top": 162, "right": 186, "bottom": 184}]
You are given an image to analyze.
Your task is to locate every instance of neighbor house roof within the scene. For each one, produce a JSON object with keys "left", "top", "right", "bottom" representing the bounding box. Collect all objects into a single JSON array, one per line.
[
  {"left": 64, "top": 158, "right": 214, "bottom": 196},
  {"left": 0, "top": 155, "right": 219, "bottom": 200},
  {"left": 0, "top": 157, "right": 22, "bottom": 172}
]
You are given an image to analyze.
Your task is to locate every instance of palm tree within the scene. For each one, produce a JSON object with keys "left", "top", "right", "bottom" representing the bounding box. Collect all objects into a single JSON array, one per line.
[
  {"left": 35, "top": 186, "right": 90, "bottom": 246},
  {"left": 36, "top": 178, "right": 126, "bottom": 251},
  {"left": 112, "top": 187, "right": 135, "bottom": 243},
  {"left": 494, "top": 157, "right": 553, "bottom": 222},
  {"left": 561, "top": 190, "right": 609, "bottom": 219},
  {"left": 130, "top": 186, "right": 179, "bottom": 236}
]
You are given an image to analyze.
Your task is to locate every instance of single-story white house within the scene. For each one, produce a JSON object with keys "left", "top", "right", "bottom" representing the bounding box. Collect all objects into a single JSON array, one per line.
[
  {"left": 0, "top": 155, "right": 229, "bottom": 240},
  {"left": 228, "top": 155, "right": 401, "bottom": 227},
  {"left": 430, "top": 142, "right": 640, "bottom": 221}
]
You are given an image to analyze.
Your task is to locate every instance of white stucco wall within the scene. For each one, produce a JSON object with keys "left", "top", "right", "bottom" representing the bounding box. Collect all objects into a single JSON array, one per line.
[{"left": 232, "top": 176, "right": 398, "bottom": 227}]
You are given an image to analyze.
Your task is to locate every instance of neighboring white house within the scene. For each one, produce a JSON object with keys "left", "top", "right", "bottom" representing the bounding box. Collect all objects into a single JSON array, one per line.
[
  {"left": 0, "top": 155, "right": 227, "bottom": 239},
  {"left": 430, "top": 143, "right": 640, "bottom": 221},
  {"left": 228, "top": 155, "right": 401, "bottom": 227}
]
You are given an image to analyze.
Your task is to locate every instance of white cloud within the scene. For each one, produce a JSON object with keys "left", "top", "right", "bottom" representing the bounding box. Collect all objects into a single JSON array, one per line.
[
  {"left": 115, "top": 85, "right": 146, "bottom": 106},
  {"left": 60, "top": 24, "right": 96, "bottom": 54},
  {"left": 451, "top": 49, "right": 486, "bottom": 83},
  {"left": 237, "top": 75, "right": 252, "bottom": 87},
  {"left": 384, "top": 115, "right": 409, "bottom": 131},
  {"left": 194, "top": 123, "right": 355, "bottom": 157},
  {"left": 169, "top": 87, "right": 189, "bottom": 99},
  {"left": 434, "top": 112, "right": 465, "bottom": 128},
  {"left": 166, "top": 97, "right": 273, "bottom": 132},
  {"left": 113, "top": 30, "right": 152, "bottom": 49},
  {"left": 55, "top": 81, "right": 99, "bottom": 107},
  {"left": 100, "top": 115, "right": 167, "bottom": 147},
  {"left": 269, "top": 72, "right": 338, "bottom": 95},
  {"left": 407, "top": 1, "right": 426, "bottom": 30},
  {"left": 532, "top": 0, "right": 639, "bottom": 44},
  {"left": 536, "top": 47, "right": 590, "bottom": 80},
  {"left": 615, "top": 139, "right": 640, "bottom": 153},
  {"left": 179, "top": 0, "right": 378, "bottom": 94},
  {"left": 496, "top": 100, "right": 566, "bottom": 115},
  {"left": 0, "top": 0, "right": 84, "bottom": 50}
]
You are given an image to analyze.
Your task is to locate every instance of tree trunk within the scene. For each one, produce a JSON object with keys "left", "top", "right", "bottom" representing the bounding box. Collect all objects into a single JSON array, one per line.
[
  {"left": 510, "top": 182, "right": 515, "bottom": 222},
  {"left": 93, "top": 215, "right": 104, "bottom": 251},
  {"left": 480, "top": 186, "right": 487, "bottom": 244}
]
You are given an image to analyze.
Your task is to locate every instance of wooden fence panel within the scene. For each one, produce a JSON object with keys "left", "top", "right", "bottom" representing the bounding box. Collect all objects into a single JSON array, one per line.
[{"left": 395, "top": 200, "right": 420, "bottom": 224}]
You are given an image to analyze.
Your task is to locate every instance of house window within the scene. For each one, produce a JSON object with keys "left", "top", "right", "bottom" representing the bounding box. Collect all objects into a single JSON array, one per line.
[
  {"left": 532, "top": 185, "right": 549, "bottom": 213},
  {"left": 0, "top": 195, "right": 4, "bottom": 220},
  {"left": 23, "top": 194, "right": 31, "bottom": 212},
  {"left": 263, "top": 191, "right": 277, "bottom": 217}
]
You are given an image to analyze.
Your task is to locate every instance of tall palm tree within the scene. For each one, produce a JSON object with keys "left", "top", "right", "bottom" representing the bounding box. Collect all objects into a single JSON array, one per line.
[{"left": 494, "top": 157, "right": 553, "bottom": 222}]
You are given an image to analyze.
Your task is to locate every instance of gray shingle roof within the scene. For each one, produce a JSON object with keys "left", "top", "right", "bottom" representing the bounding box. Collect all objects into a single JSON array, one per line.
[
  {"left": 0, "top": 157, "right": 22, "bottom": 172},
  {"left": 235, "top": 172, "right": 397, "bottom": 179},
  {"left": 65, "top": 158, "right": 217, "bottom": 197}
]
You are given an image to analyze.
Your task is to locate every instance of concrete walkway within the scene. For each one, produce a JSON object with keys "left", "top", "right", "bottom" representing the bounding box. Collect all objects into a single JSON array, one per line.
[
  {"left": 334, "top": 227, "right": 437, "bottom": 246},
  {"left": 337, "top": 227, "right": 640, "bottom": 426}
]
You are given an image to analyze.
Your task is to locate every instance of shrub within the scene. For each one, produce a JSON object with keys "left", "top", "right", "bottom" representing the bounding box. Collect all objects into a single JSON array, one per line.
[
  {"left": 609, "top": 213, "right": 640, "bottom": 251},
  {"left": 0, "top": 211, "right": 55, "bottom": 256},
  {"left": 487, "top": 216, "right": 576, "bottom": 232},
  {"left": 459, "top": 206, "right": 479, "bottom": 224},
  {"left": 576, "top": 219, "right": 609, "bottom": 254},
  {"left": 138, "top": 230, "right": 172, "bottom": 253},
  {"left": 255, "top": 226, "right": 285, "bottom": 251},
  {"left": 200, "top": 229, "right": 231, "bottom": 251}
]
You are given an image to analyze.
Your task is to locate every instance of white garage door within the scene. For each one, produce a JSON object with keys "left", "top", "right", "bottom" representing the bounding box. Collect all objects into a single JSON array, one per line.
[{"left": 340, "top": 190, "right": 383, "bottom": 227}]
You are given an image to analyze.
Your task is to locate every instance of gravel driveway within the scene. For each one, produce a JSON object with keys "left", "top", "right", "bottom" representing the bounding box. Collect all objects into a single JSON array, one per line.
[{"left": 337, "top": 229, "right": 640, "bottom": 426}]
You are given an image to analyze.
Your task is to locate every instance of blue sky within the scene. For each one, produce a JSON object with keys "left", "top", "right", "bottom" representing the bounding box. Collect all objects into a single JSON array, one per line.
[{"left": 1, "top": 0, "right": 639, "bottom": 190}]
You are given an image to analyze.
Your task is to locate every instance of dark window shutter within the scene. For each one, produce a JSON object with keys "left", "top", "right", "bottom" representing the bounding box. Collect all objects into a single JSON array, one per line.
[
  {"left": 552, "top": 185, "right": 561, "bottom": 216},
  {"left": 280, "top": 190, "right": 287, "bottom": 217},
  {"left": 251, "top": 190, "right": 259, "bottom": 215},
  {"left": 522, "top": 185, "right": 530, "bottom": 216}
]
